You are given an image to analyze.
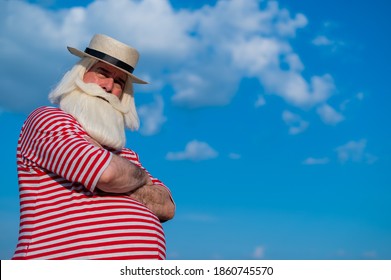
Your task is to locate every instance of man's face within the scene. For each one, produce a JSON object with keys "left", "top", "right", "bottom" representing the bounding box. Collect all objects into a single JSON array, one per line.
[{"left": 83, "top": 61, "right": 127, "bottom": 99}]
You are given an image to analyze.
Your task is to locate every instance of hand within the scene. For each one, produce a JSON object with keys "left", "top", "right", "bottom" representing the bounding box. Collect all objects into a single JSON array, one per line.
[{"left": 129, "top": 184, "right": 175, "bottom": 222}]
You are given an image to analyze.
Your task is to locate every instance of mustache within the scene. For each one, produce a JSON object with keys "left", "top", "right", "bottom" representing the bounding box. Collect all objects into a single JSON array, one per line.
[
  {"left": 96, "top": 96, "right": 110, "bottom": 103},
  {"left": 74, "top": 78, "right": 129, "bottom": 114}
]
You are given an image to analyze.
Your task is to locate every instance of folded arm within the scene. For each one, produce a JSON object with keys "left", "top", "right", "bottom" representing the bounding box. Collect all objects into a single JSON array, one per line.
[{"left": 96, "top": 150, "right": 175, "bottom": 222}]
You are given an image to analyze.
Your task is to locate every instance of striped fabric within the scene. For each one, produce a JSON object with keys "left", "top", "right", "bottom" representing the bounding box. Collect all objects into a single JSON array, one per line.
[{"left": 13, "top": 106, "right": 168, "bottom": 260}]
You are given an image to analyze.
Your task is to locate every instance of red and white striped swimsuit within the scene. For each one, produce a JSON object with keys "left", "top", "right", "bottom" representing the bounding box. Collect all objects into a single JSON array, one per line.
[{"left": 13, "top": 106, "right": 169, "bottom": 260}]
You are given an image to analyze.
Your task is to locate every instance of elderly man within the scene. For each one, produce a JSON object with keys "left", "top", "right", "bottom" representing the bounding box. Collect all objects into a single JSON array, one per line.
[{"left": 13, "top": 34, "right": 175, "bottom": 260}]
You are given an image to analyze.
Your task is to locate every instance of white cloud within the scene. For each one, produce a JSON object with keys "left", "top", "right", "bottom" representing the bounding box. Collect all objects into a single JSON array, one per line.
[
  {"left": 230, "top": 37, "right": 287, "bottom": 74},
  {"left": 260, "top": 72, "right": 335, "bottom": 108},
  {"left": 312, "top": 35, "right": 333, "bottom": 46},
  {"left": 335, "top": 139, "right": 377, "bottom": 164},
  {"left": 302, "top": 157, "right": 330, "bottom": 165},
  {"left": 137, "top": 95, "right": 167, "bottom": 136},
  {"left": 282, "top": 110, "right": 309, "bottom": 135},
  {"left": 317, "top": 104, "right": 344, "bottom": 125},
  {"left": 166, "top": 140, "right": 218, "bottom": 161},
  {"left": 312, "top": 32, "right": 346, "bottom": 53},
  {"left": 340, "top": 92, "right": 365, "bottom": 111},
  {"left": 336, "top": 139, "right": 366, "bottom": 163}
]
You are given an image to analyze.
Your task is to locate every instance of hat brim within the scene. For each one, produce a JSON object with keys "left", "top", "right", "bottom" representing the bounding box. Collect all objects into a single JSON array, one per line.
[{"left": 67, "top": 46, "right": 148, "bottom": 84}]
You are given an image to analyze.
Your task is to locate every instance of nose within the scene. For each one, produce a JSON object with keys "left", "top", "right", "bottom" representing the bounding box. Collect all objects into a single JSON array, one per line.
[{"left": 100, "top": 77, "right": 114, "bottom": 93}]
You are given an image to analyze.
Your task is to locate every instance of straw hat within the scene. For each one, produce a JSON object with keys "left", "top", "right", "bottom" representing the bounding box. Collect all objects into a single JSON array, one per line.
[{"left": 67, "top": 34, "right": 147, "bottom": 84}]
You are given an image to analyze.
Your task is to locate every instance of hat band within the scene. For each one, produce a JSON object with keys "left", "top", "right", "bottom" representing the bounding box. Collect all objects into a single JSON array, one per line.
[{"left": 85, "top": 47, "right": 135, "bottom": 74}]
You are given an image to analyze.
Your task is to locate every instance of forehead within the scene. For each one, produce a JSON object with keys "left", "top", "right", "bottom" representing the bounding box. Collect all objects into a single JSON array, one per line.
[{"left": 90, "top": 61, "right": 127, "bottom": 79}]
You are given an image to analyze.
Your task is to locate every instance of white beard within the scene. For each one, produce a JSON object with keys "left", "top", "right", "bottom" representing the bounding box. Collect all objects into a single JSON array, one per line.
[{"left": 59, "top": 78, "right": 128, "bottom": 150}]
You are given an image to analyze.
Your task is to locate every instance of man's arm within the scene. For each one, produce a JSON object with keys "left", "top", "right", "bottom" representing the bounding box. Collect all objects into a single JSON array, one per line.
[
  {"left": 88, "top": 135, "right": 175, "bottom": 221},
  {"left": 97, "top": 153, "right": 151, "bottom": 193}
]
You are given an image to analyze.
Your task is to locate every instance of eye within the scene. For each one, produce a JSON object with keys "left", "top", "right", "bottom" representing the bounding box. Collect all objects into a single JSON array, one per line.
[
  {"left": 114, "top": 82, "right": 124, "bottom": 91},
  {"left": 114, "top": 79, "right": 125, "bottom": 89}
]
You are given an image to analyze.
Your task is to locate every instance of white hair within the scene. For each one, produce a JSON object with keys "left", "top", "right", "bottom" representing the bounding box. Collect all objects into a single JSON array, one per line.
[{"left": 49, "top": 57, "right": 140, "bottom": 131}]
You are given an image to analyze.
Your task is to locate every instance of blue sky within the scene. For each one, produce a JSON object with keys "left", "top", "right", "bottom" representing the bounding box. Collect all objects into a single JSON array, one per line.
[{"left": 1, "top": 0, "right": 390, "bottom": 260}]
